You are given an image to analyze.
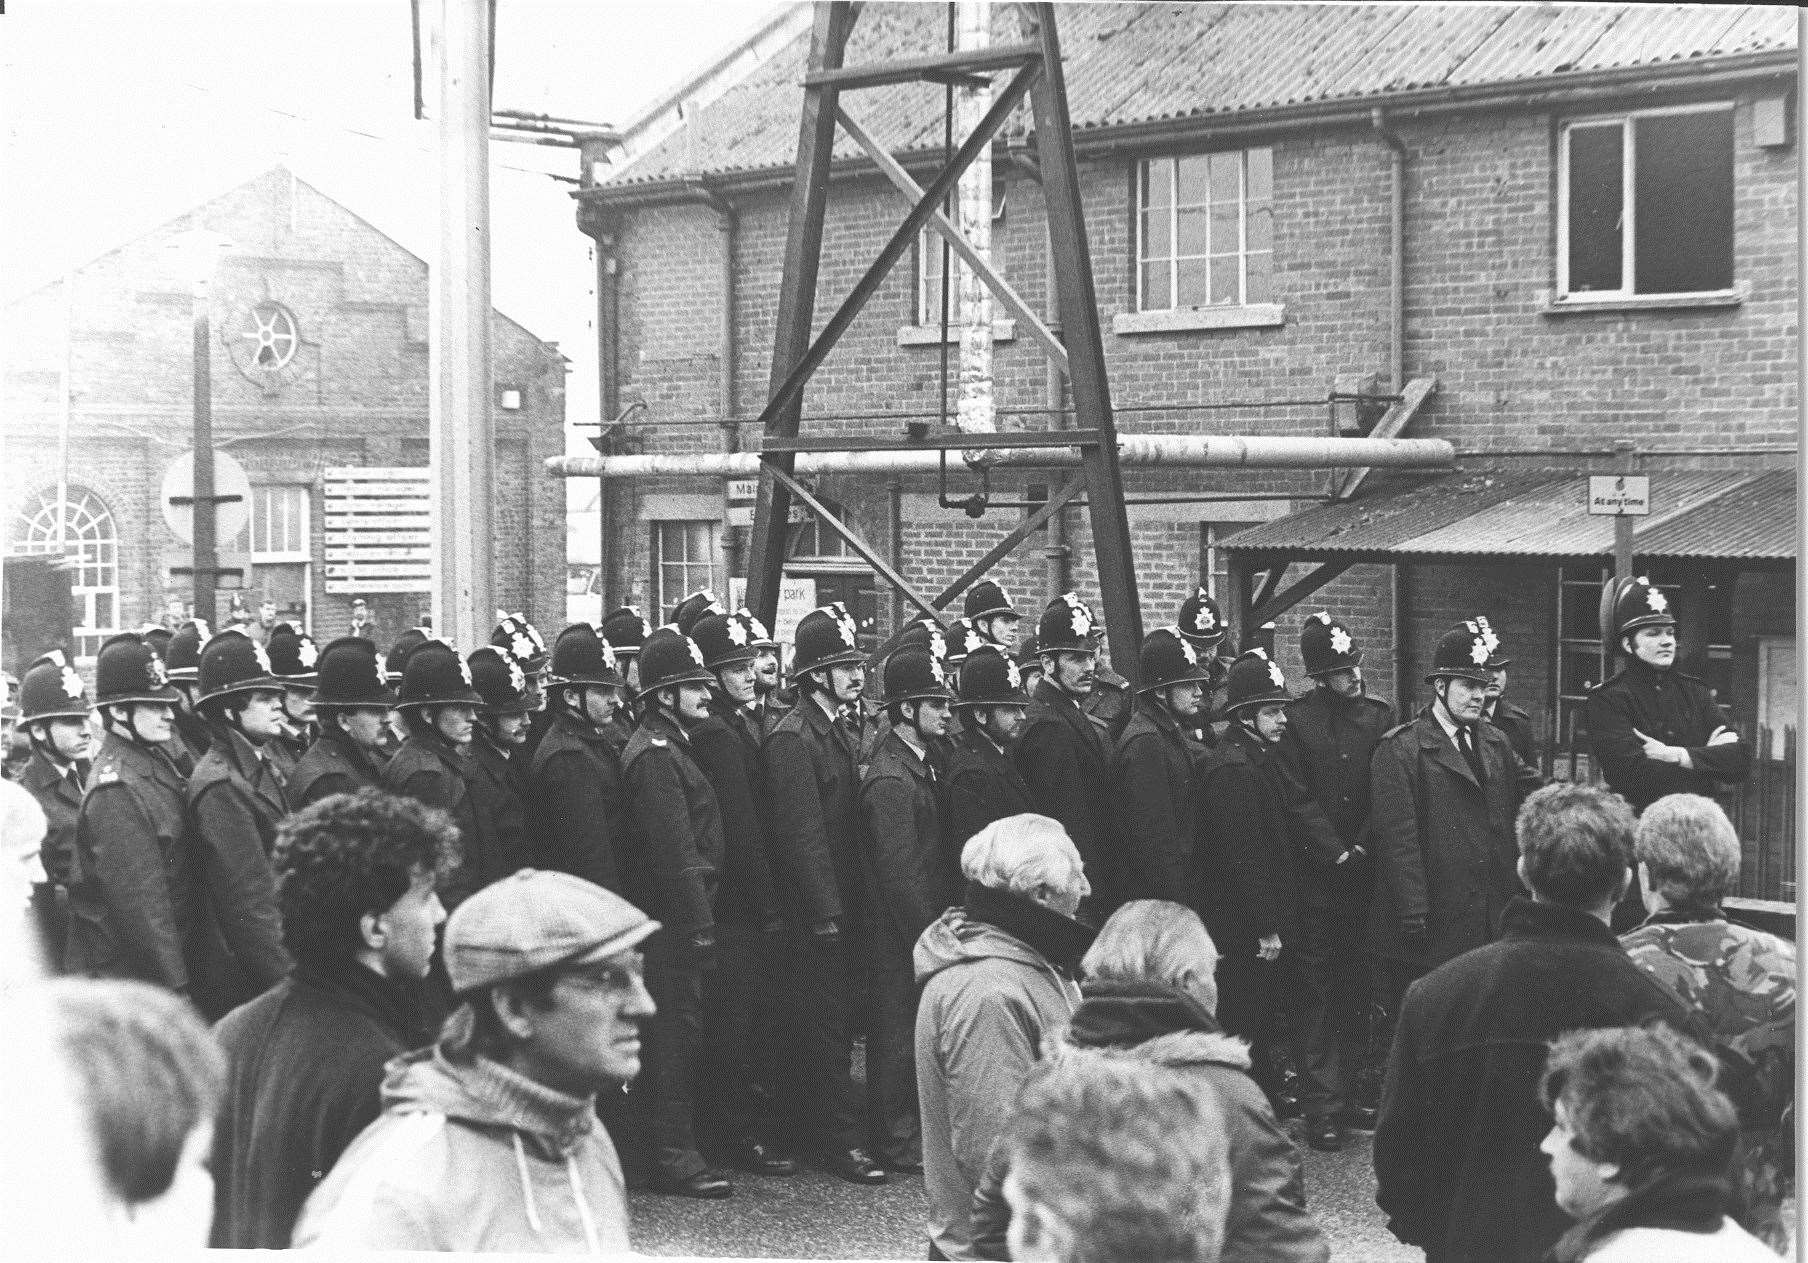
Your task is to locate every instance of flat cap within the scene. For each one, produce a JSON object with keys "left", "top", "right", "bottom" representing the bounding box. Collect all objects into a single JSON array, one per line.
[{"left": 445, "top": 869, "right": 660, "bottom": 994}]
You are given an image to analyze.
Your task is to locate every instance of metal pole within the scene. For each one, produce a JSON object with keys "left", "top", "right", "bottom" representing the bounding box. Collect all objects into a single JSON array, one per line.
[
  {"left": 192, "top": 275, "right": 218, "bottom": 628},
  {"left": 1613, "top": 439, "right": 1635, "bottom": 586},
  {"left": 432, "top": 0, "right": 495, "bottom": 649}
]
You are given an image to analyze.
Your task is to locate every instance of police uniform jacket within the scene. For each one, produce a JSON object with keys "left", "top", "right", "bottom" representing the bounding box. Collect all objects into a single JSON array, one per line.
[
  {"left": 288, "top": 726, "right": 389, "bottom": 809},
  {"left": 1585, "top": 659, "right": 1750, "bottom": 813},
  {"left": 1196, "top": 727, "right": 1294, "bottom": 949},
  {"left": 467, "top": 730, "right": 534, "bottom": 889},
  {"left": 384, "top": 732, "right": 483, "bottom": 908},
  {"left": 1279, "top": 686, "right": 1394, "bottom": 849},
  {"left": 943, "top": 726, "right": 1034, "bottom": 859},
  {"left": 529, "top": 710, "right": 628, "bottom": 893},
  {"left": 67, "top": 732, "right": 195, "bottom": 987},
  {"left": 689, "top": 706, "right": 781, "bottom": 927},
  {"left": 268, "top": 723, "right": 310, "bottom": 781},
  {"left": 857, "top": 728, "right": 954, "bottom": 966},
  {"left": 1014, "top": 678, "right": 1116, "bottom": 905},
  {"left": 19, "top": 747, "right": 85, "bottom": 890},
  {"left": 172, "top": 707, "right": 211, "bottom": 771},
  {"left": 1081, "top": 667, "right": 1133, "bottom": 742},
  {"left": 186, "top": 725, "right": 293, "bottom": 1019},
  {"left": 622, "top": 709, "right": 724, "bottom": 937},
  {"left": 1368, "top": 707, "right": 1541, "bottom": 968},
  {"left": 761, "top": 692, "right": 854, "bottom": 929},
  {"left": 1484, "top": 699, "right": 1540, "bottom": 774},
  {"left": 1111, "top": 698, "right": 1205, "bottom": 903}
]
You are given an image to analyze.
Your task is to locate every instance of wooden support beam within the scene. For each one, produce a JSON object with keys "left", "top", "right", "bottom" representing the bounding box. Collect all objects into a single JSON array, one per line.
[
  {"left": 766, "top": 462, "right": 946, "bottom": 623},
  {"left": 1333, "top": 375, "right": 1437, "bottom": 500},
  {"left": 1249, "top": 559, "right": 1357, "bottom": 626},
  {"left": 930, "top": 472, "right": 1089, "bottom": 608},
  {"left": 1253, "top": 561, "right": 1290, "bottom": 612},
  {"left": 804, "top": 42, "right": 1040, "bottom": 90}
]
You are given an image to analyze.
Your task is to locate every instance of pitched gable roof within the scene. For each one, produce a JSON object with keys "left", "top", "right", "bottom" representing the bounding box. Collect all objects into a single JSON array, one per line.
[{"left": 607, "top": 3, "right": 1795, "bottom": 189}]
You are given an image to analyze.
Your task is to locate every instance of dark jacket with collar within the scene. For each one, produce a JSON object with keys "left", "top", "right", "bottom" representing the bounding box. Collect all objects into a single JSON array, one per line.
[
  {"left": 1081, "top": 666, "right": 1133, "bottom": 742},
  {"left": 762, "top": 692, "right": 855, "bottom": 928},
  {"left": 466, "top": 729, "right": 533, "bottom": 889},
  {"left": 67, "top": 731, "right": 195, "bottom": 986},
  {"left": 689, "top": 705, "right": 781, "bottom": 927},
  {"left": 172, "top": 706, "right": 211, "bottom": 771},
  {"left": 289, "top": 726, "right": 389, "bottom": 809},
  {"left": 1585, "top": 659, "right": 1750, "bottom": 812},
  {"left": 1374, "top": 897, "right": 1692, "bottom": 1263},
  {"left": 268, "top": 722, "right": 311, "bottom": 781},
  {"left": 1196, "top": 726, "right": 1292, "bottom": 946},
  {"left": 1280, "top": 685, "right": 1395, "bottom": 849},
  {"left": 20, "top": 746, "right": 86, "bottom": 890},
  {"left": 1014, "top": 678, "right": 1116, "bottom": 906},
  {"left": 529, "top": 708, "right": 628, "bottom": 893},
  {"left": 385, "top": 731, "right": 482, "bottom": 908},
  {"left": 622, "top": 709, "right": 723, "bottom": 937},
  {"left": 1111, "top": 696, "right": 1206, "bottom": 902},
  {"left": 1369, "top": 706, "right": 1542, "bottom": 967},
  {"left": 858, "top": 727, "right": 955, "bottom": 965},
  {"left": 1486, "top": 698, "right": 1541, "bottom": 775},
  {"left": 186, "top": 725, "right": 293, "bottom": 1020},
  {"left": 943, "top": 724, "right": 1034, "bottom": 858},
  {"left": 210, "top": 956, "right": 433, "bottom": 1250}
]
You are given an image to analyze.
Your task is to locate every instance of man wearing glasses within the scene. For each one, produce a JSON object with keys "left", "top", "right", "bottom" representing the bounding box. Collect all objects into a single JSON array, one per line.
[{"left": 293, "top": 869, "right": 658, "bottom": 1253}]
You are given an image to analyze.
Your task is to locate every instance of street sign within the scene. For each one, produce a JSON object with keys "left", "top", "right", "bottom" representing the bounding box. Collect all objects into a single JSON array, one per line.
[
  {"left": 323, "top": 467, "right": 433, "bottom": 594},
  {"left": 1587, "top": 475, "right": 1650, "bottom": 516},
  {"left": 161, "top": 450, "right": 252, "bottom": 545},
  {"left": 726, "top": 477, "right": 757, "bottom": 528}
]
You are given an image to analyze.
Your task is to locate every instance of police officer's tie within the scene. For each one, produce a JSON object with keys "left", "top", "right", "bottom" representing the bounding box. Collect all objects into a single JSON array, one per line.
[{"left": 1458, "top": 725, "right": 1486, "bottom": 786}]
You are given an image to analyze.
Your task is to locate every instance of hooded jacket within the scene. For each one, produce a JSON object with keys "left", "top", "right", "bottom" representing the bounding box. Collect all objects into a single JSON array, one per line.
[
  {"left": 290, "top": 1042, "right": 631, "bottom": 1253},
  {"left": 914, "top": 883, "right": 1092, "bottom": 1260},
  {"left": 968, "top": 982, "right": 1328, "bottom": 1263}
]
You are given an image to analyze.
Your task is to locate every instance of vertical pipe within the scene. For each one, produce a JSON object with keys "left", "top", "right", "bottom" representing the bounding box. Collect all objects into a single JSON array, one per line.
[
  {"left": 715, "top": 195, "right": 744, "bottom": 584},
  {"left": 954, "top": 0, "right": 996, "bottom": 436},
  {"left": 887, "top": 478, "right": 904, "bottom": 634},
  {"left": 431, "top": 0, "right": 495, "bottom": 650},
  {"left": 595, "top": 230, "right": 621, "bottom": 612},
  {"left": 1370, "top": 108, "right": 1406, "bottom": 391},
  {"left": 1041, "top": 185, "right": 1070, "bottom": 600},
  {"left": 192, "top": 277, "right": 218, "bottom": 629}
]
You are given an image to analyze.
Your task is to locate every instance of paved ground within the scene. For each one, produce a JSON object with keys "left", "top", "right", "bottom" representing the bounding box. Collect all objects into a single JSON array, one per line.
[{"left": 628, "top": 1124, "right": 1418, "bottom": 1261}]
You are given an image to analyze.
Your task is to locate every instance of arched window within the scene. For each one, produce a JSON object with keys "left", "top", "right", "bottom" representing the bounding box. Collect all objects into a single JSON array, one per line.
[{"left": 12, "top": 486, "right": 120, "bottom": 661}]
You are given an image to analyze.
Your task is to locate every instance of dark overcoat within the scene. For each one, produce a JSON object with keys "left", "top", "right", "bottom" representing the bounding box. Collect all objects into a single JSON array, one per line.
[
  {"left": 1014, "top": 679, "right": 1116, "bottom": 904},
  {"left": 384, "top": 732, "right": 482, "bottom": 907},
  {"left": 1111, "top": 697, "right": 1204, "bottom": 903},
  {"left": 529, "top": 709, "right": 629, "bottom": 893},
  {"left": 857, "top": 729, "right": 954, "bottom": 966},
  {"left": 287, "top": 727, "right": 388, "bottom": 809},
  {"left": 942, "top": 726, "right": 1034, "bottom": 859},
  {"left": 622, "top": 709, "right": 723, "bottom": 937},
  {"left": 761, "top": 694, "right": 855, "bottom": 929},
  {"left": 1585, "top": 659, "right": 1750, "bottom": 812},
  {"left": 689, "top": 706, "right": 781, "bottom": 928}
]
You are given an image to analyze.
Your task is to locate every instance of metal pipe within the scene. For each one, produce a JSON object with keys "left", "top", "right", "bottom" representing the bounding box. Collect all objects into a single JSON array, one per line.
[
  {"left": 549, "top": 435, "right": 1456, "bottom": 479},
  {"left": 191, "top": 276, "right": 218, "bottom": 625},
  {"left": 1371, "top": 108, "right": 1406, "bottom": 391}
]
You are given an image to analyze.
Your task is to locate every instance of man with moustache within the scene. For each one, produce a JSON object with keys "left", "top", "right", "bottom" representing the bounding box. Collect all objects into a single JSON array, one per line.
[{"left": 288, "top": 637, "right": 396, "bottom": 808}]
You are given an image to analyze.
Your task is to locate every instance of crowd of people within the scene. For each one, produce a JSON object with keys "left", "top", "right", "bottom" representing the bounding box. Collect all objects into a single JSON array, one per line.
[{"left": 0, "top": 570, "right": 1792, "bottom": 1260}]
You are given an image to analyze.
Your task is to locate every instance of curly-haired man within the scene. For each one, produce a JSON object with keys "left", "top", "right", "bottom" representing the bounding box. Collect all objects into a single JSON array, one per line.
[{"left": 208, "top": 788, "right": 454, "bottom": 1248}]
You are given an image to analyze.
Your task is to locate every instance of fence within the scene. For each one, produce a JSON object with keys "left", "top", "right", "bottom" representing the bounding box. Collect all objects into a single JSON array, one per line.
[{"left": 1556, "top": 720, "right": 1795, "bottom": 904}]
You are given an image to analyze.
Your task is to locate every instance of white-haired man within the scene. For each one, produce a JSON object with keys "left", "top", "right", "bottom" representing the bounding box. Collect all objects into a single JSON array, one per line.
[{"left": 914, "top": 814, "right": 1095, "bottom": 1260}]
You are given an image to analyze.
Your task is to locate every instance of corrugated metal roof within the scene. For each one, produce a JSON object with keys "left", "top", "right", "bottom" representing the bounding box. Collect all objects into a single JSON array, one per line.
[
  {"left": 609, "top": 4, "right": 1796, "bottom": 187},
  {"left": 1221, "top": 467, "right": 1796, "bottom": 561}
]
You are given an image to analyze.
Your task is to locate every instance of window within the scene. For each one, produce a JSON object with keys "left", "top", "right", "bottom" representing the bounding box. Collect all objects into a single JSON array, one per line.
[
  {"left": 1136, "top": 149, "right": 1273, "bottom": 311},
  {"left": 247, "top": 485, "right": 309, "bottom": 561},
  {"left": 235, "top": 301, "right": 300, "bottom": 369},
  {"left": 1558, "top": 105, "right": 1734, "bottom": 300},
  {"left": 917, "top": 229, "right": 949, "bottom": 328},
  {"left": 652, "top": 521, "right": 721, "bottom": 614},
  {"left": 11, "top": 486, "right": 119, "bottom": 661}
]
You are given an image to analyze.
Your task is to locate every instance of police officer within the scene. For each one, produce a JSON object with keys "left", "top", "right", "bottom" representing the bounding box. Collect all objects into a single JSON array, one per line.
[
  {"left": 1014, "top": 630, "right": 1043, "bottom": 696},
  {"left": 15, "top": 651, "right": 92, "bottom": 964},
  {"left": 464, "top": 645, "right": 536, "bottom": 888},
  {"left": 600, "top": 605, "right": 654, "bottom": 746},
  {"left": 944, "top": 645, "right": 1034, "bottom": 853},
  {"left": 1472, "top": 615, "right": 1539, "bottom": 772},
  {"left": 621, "top": 626, "right": 730, "bottom": 1198},
  {"left": 380, "top": 627, "right": 433, "bottom": 756},
  {"left": 264, "top": 624, "right": 320, "bottom": 778},
  {"left": 687, "top": 610, "right": 794, "bottom": 1178},
  {"left": 741, "top": 607, "right": 788, "bottom": 739},
  {"left": 1080, "top": 617, "right": 1135, "bottom": 744},
  {"left": 1370, "top": 620, "right": 1542, "bottom": 1003},
  {"left": 1586, "top": 576, "right": 1749, "bottom": 814},
  {"left": 670, "top": 589, "right": 726, "bottom": 637},
  {"left": 164, "top": 618, "right": 213, "bottom": 771},
  {"left": 1015, "top": 593, "right": 1118, "bottom": 913},
  {"left": 1279, "top": 610, "right": 1395, "bottom": 1133},
  {"left": 858, "top": 644, "right": 956, "bottom": 1174},
  {"left": 67, "top": 633, "right": 195, "bottom": 990},
  {"left": 489, "top": 612, "right": 551, "bottom": 754},
  {"left": 962, "top": 579, "right": 1022, "bottom": 654},
  {"left": 761, "top": 603, "right": 886, "bottom": 1186},
  {"left": 287, "top": 636, "right": 395, "bottom": 808},
  {"left": 1113, "top": 627, "right": 1214, "bottom": 903},
  {"left": 384, "top": 639, "right": 486, "bottom": 909},
  {"left": 531, "top": 624, "right": 630, "bottom": 891},
  {"left": 1176, "top": 586, "right": 1234, "bottom": 743},
  {"left": 185, "top": 632, "right": 293, "bottom": 1020}
]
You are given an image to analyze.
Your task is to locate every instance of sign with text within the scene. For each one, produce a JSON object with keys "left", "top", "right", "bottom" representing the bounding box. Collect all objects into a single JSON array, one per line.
[
  {"left": 726, "top": 477, "right": 757, "bottom": 527},
  {"left": 1587, "top": 475, "right": 1650, "bottom": 516},
  {"left": 323, "top": 467, "right": 433, "bottom": 593},
  {"left": 728, "top": 575, "right": 817, "bottom": 653}
]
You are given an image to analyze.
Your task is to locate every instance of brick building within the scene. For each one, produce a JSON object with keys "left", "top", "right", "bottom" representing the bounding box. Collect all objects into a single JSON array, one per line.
[
  {"left": 4, "top": 166, "right": 567, "bottom": 669},
  {"left": 570, "top": 5, "right": 1796, "bottom": 782}
]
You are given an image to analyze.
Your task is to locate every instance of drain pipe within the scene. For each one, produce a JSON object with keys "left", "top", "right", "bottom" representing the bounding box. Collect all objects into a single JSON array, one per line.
[
  {"left": 687, "top": 180, "right": 743, "bottom": 581},
  {"left": 1371, "top": 107, "right": 1406, "bottom": 392},
  {"left": 1008, "top": 139, "right": 1071, "bottom": 600}
]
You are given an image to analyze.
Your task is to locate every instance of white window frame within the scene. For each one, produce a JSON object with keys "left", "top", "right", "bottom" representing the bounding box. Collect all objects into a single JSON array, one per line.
[
  {"left": 11, "top": 486, "right": 120, "bottom": 663},
  {"left": 916, "top": 228, "right": 950, "bottom": 328},
  {"left": 1134, "top": 148, "right": 1274, "bottom": 313},
  {"left": 1555, "top": 101, "right": 1736, "bottom": 303},
  {"left": 652, "top": 520, "right": 722, "bottom": 615},
  {"left": 248, "top": 484, "right": 311, "bottom": 562}
]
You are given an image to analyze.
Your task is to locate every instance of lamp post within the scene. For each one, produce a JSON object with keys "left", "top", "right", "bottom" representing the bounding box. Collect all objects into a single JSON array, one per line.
[{"left": 170, "top": 229, "right": 235, "bottom": 626}]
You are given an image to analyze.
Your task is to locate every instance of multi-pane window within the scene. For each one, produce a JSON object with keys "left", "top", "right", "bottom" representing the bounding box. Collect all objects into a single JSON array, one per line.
[
  {"left": 248, "top": 485, "right": 309, "bottom": 561},
  {"left": 917, "top": 229, "right": 949, "bottom": 328},
  {"left": 653, "top": 521, "right": 721, "bottom": 614},
  {"left": 12, "top": 486, "right": 119, "bottom": 661},
  {"left": 1136, "top": 148, "right": 1274, "bottom": 311},
  {"left": 1559, "top": 105, "right": 1734, "bottom": 299}
]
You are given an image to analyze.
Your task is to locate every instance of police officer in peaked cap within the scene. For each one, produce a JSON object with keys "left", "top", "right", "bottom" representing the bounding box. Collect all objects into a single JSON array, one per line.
[
  {"left": 184, "top": 631, "right": 293, "bottom": 1020},
  {"left": 15, "top": 651, "right": 93, "bottom": 964},
  {"left": 164, "top": 618, "right": 214, "bottom": 771},
  {"left": 1176, "top": 585, "right": 1235, "bottom": 740},
  {"left": 669, "top": 590, "right": 726, "bottom": 639},
  {"left": 962, "top": 579, "right": 1021, "bottom": 654},
  {"left": 490, "top": 612, "right": 553, "bottom": 753},
  {"left": 1278, "top": 610, "right": 1397, "bottom": 1135},
  {"left": 1112, "top": 627, "right": 1214, "bottom": 905},
  {"left": 1472, "top": 615, "right": 1539, "bottom": 773},
  {"left": 384, "top": 640, "right": 487, "bottom": 914},
  {"left": 619, "top": 626, "right": 733, "bottom": 1198},
  {"left": 944, "top": 645, "right": 1035, "bottom": 853},
  {"left": 600, "top": 605, "right": 653, "bottom": 701},
  {"left": 288, "top": 636, "right": 396, "bottom": 808},
  {"left": 530, "top": 625, "right": 631, "bottom": 895},
  {"left": 735, "top": 607, "right": 786, "bottom": 740},
  {"left": 66, "top": 633, "right": 195, "bottom": 990},
  {"left": 761, "top": 604, "right": 888, "bottom": 1185},
  {"left": 464, "top": 646, "right": 536, "bottom": 889},
  {"left": 1014, "top": 594, "right": 1118, "bottom": 912},
  {"left": 264, "top": 624, "right": 320, "bottom": 778}
]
